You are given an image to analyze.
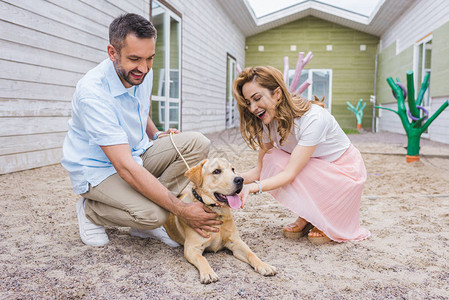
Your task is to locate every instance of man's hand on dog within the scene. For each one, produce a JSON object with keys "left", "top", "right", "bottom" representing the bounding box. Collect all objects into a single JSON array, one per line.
[{"left": 178, "top": 202, "right": 222, "bottom": 238}]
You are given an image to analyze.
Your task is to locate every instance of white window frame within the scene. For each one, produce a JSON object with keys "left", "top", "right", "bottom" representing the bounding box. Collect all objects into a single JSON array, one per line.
[
  {"left": 289, "top": 69, "right": 333, "bottom": 113},
  {"left": 157, "top": 69, "right": 180, "bottom": 126},
  {"left": 226, "top": 55, "right": 237, "bottom": 128},
  {"left": 413, "top": 34, "right": 432, "bottom": 137},
  {"left": 151, "top": 1, "right": 182, "bottom": 130}
]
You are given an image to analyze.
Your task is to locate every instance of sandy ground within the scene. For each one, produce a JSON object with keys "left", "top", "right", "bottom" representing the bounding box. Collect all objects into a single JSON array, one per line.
[{"left": 1, "top": 130, "right": 449, "bottom": 299}]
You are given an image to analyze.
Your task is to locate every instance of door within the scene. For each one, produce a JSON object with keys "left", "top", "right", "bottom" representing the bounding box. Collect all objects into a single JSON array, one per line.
[
  {"left": 151, "top": 1, "right": 181, "bottom": 130},
  {"left": 414, "top": 35, "right": 432, "bottom": 137},
  {"left": 226, "top": 54, "right": 238, "bottom": 128}
]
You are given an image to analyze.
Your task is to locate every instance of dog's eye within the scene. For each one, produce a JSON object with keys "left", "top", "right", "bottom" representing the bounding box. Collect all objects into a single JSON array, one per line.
[
  {"left": 212, "top": 169, "right": 221, "bottom": 175},
  {"left": 232, "top": 168, "right": 235, "bottom": 173}
]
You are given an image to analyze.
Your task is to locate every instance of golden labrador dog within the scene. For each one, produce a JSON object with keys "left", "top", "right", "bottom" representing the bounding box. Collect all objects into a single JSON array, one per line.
[{"left": 164, "top": 158, "right": 277, "bottom": 284}]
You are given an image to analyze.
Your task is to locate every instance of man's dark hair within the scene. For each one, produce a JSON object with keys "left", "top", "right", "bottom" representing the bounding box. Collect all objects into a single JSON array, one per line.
[{"left": 109, "top": 13, "right": 157, "bottom": 53}]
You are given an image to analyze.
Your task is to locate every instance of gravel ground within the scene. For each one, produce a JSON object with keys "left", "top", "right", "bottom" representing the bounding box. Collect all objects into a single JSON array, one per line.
[{"left": 1, "top": 130, "right": 449, "bottom": 299}]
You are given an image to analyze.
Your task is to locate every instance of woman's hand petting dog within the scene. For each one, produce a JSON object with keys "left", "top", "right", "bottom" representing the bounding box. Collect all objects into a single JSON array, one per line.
[{"left": 238, "top": 185, "right": 252, "bottom": 208}]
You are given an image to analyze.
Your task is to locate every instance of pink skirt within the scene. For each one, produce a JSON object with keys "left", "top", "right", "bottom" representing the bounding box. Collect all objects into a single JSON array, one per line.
[{"left": 261, "top": 144, "right": 371, "bottom": 242}]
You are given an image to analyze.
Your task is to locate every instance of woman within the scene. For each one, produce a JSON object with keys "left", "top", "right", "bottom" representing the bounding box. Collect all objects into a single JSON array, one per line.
[{"left": 233, "top": 66, "right": 370, "bottom": 244}]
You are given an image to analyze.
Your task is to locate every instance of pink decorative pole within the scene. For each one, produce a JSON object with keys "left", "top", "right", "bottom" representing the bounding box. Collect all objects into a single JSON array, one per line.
[
  {"left": 295, "top": 78, "right": 313, "bottom": 95},
  {"left": 236, "top": 63, "right": 242, "bottom": 75},
  {"left": 286, "top": 51, "right": 313, "bottom": 94},
  {"left": 289, "top": 52, "right": 304, "bottom": 93},
  {"left": 283, "top": 56, "right": 290, "bottom": 89}
]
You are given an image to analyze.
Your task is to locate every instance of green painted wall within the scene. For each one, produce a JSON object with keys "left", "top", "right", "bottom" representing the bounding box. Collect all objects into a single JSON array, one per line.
[
  {"left": 431, "top": 20, "right": 449, "bottom": 97},
  {"left": 245, "top": 16, "right": 379, "bottom": 130},
  {"left": 376, "top": 42, "right": 414, "bottom": 105}
]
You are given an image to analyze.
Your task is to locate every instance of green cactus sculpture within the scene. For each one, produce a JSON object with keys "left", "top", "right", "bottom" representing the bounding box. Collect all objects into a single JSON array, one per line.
[
  {"left": 376, "top": 71, "right": 448, "bottom": 162},
  {"left": 347, "top": 99, "right": 366, "bottom": 131}
]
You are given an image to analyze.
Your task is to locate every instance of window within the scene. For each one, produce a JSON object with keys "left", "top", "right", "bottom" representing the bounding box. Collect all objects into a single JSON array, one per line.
[
  {"left": 288, "top": 69, "right": 333, "bottom": 112},
  {"left": 414, "top": 35, "right": 432, "bottom": 107},
  {"left": 413, "top": 34, "right": 432, "bottom": 136},
  {"left": 151, "top": 1, "right": 181, "bottom": 130},
  {"left": 226, "top": 54, "right": 238, "bottom": 128}
]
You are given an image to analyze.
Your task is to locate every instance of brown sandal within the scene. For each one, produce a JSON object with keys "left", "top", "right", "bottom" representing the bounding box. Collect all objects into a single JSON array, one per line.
[
  {"left": 307, "top": 227, "right": 331, "bottom": 244},
  {"left": 283, "top": 222, "right": 314, "bottom": 239}
]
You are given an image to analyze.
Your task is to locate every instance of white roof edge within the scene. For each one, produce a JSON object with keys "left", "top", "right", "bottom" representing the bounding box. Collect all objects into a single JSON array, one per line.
[
  {"left": 220, "top": 0, "right": 414, "bottom": 38},
  {"left": 242, "top": 0, "right": 259, "bottom": 25},
  {"left": 249, "top": 0, "right": 377, "bottom": 27},
  {"left": 367, "top": 0, "right": 386, "bottom": 23}
]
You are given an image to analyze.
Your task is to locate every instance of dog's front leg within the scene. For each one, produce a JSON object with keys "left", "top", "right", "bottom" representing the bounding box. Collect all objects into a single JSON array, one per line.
[
  {"left": 226, "top": 237, "right": 277, "bottom": 276},
  {"left": 184, "top": 244, "right": 218, "bottom": 284}
]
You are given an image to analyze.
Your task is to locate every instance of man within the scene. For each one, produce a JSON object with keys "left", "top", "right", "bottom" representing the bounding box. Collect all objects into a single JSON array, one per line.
[{"left": 62, "top": 13, "right": 220, "bottom": 247}]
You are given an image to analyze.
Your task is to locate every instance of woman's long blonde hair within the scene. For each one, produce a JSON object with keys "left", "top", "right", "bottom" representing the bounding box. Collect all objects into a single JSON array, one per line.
[{"left": 233, "top": 66, "right": 323, "bottom": 151}]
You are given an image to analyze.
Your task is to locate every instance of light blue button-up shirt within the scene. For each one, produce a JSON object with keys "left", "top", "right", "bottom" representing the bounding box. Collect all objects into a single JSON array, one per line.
[{"left": 62, "top": 59, "right": 153, "bottom": 194}]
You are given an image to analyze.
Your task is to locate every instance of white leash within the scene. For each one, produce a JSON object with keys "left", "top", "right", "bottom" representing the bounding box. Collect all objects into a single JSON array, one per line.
[{"left": 169, "top": 131, "right": 191, "bottom": 170}]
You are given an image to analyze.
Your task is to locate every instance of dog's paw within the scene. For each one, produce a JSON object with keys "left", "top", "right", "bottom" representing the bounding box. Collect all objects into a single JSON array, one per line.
[
  {"left": 255, "top": 263, "right": 277, "bottom": 276},
  {"left": 200, "top": 271, "right": 219, "bottom": 284}
]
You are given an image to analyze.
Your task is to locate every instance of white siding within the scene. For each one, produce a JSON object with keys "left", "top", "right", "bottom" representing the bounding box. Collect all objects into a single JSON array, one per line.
[
  {"left": 0, "top": 0, "right": 245, "bottom": 174},
  {"left": 376, "top": 0, "right": 449, "bottom": 144},
  {"left": 376, "top": 103, "right": 406, "bottom": 134},
  {"left": 429, "top": 97, "right": 449, "bottom": 144},
  {"left": 380, "top": 0, "right": 449, "bottom": 53},
  {"left": 165, "top": 0, "right": 246, "bottom": 133},
  {"left": 0, "top": 0, "right": 149, "bottom": 174},
  {"left": 377, "top": 100, "right": 449, "bottom": 145}
]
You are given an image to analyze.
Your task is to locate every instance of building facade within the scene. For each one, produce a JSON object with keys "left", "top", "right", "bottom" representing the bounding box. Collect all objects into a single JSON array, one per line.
[
  {"left": 0, "top": 0, "right": 245, "bottom": 174},
  {"left": 1, "top": 0, "right": 448, "bottom": 174},
  {"left": 375, "top": 0, "right": 449, "bottom": 144},
  {"left": 245, "top": 16, "right": 379, "bottom": 129}
]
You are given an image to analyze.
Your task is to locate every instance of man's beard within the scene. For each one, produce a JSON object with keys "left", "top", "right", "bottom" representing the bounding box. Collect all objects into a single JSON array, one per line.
[{"left": 114, "top": 59, "right": 147, "bottom": 87}]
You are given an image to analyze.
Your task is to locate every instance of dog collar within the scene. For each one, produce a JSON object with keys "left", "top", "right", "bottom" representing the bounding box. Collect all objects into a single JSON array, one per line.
[{"left": 192, "top": 189, "right": 217, "bottom": 207}]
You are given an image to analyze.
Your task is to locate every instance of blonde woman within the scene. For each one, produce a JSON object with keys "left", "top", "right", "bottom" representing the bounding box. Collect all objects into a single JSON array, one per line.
[{"left": 233, "top": 66, "right": 370, "bottom": 244}]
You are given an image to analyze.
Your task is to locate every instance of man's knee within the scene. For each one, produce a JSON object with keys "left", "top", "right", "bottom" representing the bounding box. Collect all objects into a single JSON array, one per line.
[
  {"left": 185, "top": 131, "right": 211, "bottom": 157},
  {"left": 132, "top": 206, "right": 170, "bottom": 230}
]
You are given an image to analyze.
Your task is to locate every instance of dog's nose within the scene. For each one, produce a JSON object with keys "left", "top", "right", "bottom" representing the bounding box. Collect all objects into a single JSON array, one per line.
[{"left": 234, "top": 177, "right": 244, "bottom": 187}]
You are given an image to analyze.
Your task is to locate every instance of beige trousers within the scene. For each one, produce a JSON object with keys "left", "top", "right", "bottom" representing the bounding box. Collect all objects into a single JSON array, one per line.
[{"left": 81, "top": 132, "right": 210, "bottom": 230}]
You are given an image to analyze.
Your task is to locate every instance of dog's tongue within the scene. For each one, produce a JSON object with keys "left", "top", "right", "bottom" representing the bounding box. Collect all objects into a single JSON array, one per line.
[{"left": 226, "top": 194, "right": 242, "bottom": 209}]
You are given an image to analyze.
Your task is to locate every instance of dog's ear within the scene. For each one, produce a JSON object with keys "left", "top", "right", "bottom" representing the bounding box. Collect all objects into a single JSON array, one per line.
[
  {"left": 312, "top": 95, "right": 326, "bottom": 108},
  {"left": 185, "top": 159, "right": 207, "bottom": 186}
]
